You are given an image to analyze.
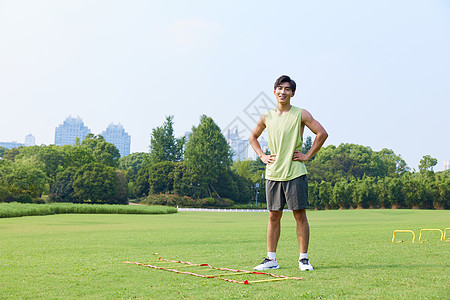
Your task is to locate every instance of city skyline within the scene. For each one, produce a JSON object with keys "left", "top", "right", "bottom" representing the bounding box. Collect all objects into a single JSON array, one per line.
[
  {"left": 53, "top": 116, "right": 131, "bottom": 157},
  {"left": 0, "top": 133, "right": 36, "bottom": 149}
]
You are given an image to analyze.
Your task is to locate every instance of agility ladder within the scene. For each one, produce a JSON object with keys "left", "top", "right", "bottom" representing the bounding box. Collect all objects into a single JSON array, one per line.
[{"left": 123, "top": 258, "right": 304, "bottom": 284}]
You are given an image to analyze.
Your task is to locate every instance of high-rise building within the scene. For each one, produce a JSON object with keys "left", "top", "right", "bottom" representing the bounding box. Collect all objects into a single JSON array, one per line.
[
  {"left": 101, "top": 123, "right": 131, "bottom": 157},
  {"left": 444, "top": 160, "right": 450, "bottom": 171},
  {"left": 258, "top": 136, "right": 269, "bottom": 154},
  {"left": 226, "top": 128, "right": 249, "bottom": 161},
  {"left": 24, "top": 134, "right": 35, "bottom": 146},
  {"left": 55, "top": 116, "right": 91, "bottom": 146}
]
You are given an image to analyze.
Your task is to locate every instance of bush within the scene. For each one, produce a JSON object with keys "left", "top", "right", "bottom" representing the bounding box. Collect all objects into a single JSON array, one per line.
[
  {"left": 140, "top": 194, "right": 194, "bottom": 207},
  {"left": 214, "top": 198, "right": 234, "bottom": 207},
  {"left": 204, "top": 197, "right": 215, "bottom": 207},
  {"left": 32, "top": 198, "right": 46, "bottom": 204},
  {"left": 140, "top": 194, "right": 234, "bottom": 208},
  {"left": 16, "top": 195, "right": 32, "bottom": 203}
]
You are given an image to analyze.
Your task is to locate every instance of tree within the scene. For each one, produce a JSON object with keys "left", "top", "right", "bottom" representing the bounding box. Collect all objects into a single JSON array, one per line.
[
  {"left": 419, "top": 155, "right": 438, "bottom": 176},
  {"left": 375, "top": 178, "right": 390, "bottom": 209},
  {"left": 232, "top": 171, "right": 254, "bottom": 203},
  {"left": 149, "top": 116, "right": 185, "bottom": 164},
  {"left": 402, "top": 174, "right": 422, "bottom": 208},
  {"left": 331, "top": 179, "right": 351, "bottom": 209},
  {"left": 35, "top": 145, "right": 66, "bottom": 191},
  {"left": 50, "top": 167, "right": 78, "bottom": 203},
  {"left": 232, "top": 160, "right": 265, "bottom": 203},
  {"left": 352, "top": 175, "right": 376, "bottom": 209},
  {"left": 0, "top": 159, "right": 48, "bottom": 202},
  {"left": 0, "top": 146, "right": 8, "bottom": 158},
  {"left": 3, "top": 147, "right": 21, "bottom": 161},
  {"left": 307, "top": 143, "right": 409, "bottom": 184},
  {"left": 301, "top": 136, "right": 313, "bottom": 156},
  {"left": 387, "top": 177, "right": 405, "bottom": 208},
  {"left": 81, "top": 134, "right": 120, "bottom": 168},
  {"left": 434, "top": 174, "right": 450, "bottom": 209},
  {"left": 61, "top": 145, "right": 95, "bottom": 168},
  {"left": 183, "top": 115, "right": 232, "bottom": 198},
  {"left": 308, "top": 182, "right": 320, "bottom": 209},
  {"left": 72, "top": 162, "right": 118, "bottom": 203},
  {"left": 214, "top": 170, "right": 239, "bottom": 201},
  {"left": 376, "top": 148, "right": 409, "bottom": 175},
  {"left": 318, "top": 181, "right": 333, "bottom": 209},
  {"left": 114, "top": 170, "right": 128, "bottom": 204},
  {"left": 119, "top": 152, "right": 150, "bottom": 181},
  {"left": 134, "top": 167, "right": 150, "bottom": 197},
  {"left": 171, "top": 162, "right": 190, "bottom": 196},
  {"left": 148, "top": 161, "right": 176, "bottom": 194}
]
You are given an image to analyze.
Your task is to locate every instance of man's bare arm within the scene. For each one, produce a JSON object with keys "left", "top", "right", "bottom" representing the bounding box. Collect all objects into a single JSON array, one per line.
[
  {"left": 292, "top": 109, "right": 328, "bottom": 162},
  {"left": 249, "top": 114, "right": 276, "bottom": 165}
]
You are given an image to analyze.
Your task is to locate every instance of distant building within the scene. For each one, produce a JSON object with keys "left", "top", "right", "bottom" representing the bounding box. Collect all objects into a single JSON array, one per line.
[
  {"left": 0, "top": 141, "right": 24, "bottom": 149},
  {"left": 444, "top": 160, "right": 450, "bottom": 171},
  {"left": 258, "top": 136, "right": 269, "bottom": 154},
  {"left": 185, "top": 131, "right": 192, "bottom": 142},
  {"left": 0, "top": 133, "right": 35, "bottom": 149},
  {"left": 55, "top": 116, "right": 91, "bottom": 146},
  {"left": 101, "top": 123, "right": 131, "bottom": 157},
  {"left": 24, "top": 134, "right": 35, "bottom": 146},
  {"left": 226, "top": 128, "right": 249, "bottom": 161}
]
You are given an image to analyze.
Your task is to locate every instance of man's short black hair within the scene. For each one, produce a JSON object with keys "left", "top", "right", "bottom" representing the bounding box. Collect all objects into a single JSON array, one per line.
[{"left": 274, "top": 75, "right": 296, "bottom": 93}]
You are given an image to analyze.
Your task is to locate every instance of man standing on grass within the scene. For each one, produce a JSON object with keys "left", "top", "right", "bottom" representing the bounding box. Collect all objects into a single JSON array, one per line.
[{"left": 248, "top": 75, "right": 328, "bottom": 271}]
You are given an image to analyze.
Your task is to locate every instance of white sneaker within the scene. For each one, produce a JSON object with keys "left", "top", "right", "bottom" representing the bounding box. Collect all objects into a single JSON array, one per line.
[
  {"left": 254, "top": 257, "right": 279, "bottom": 270},
  {"left": 299, "top": 258, "right": 314, "bottom": 271}
]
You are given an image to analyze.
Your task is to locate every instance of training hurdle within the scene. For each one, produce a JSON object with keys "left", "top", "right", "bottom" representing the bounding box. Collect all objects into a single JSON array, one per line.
[
  {"left": 444, "top": 228, "right": 450, "bottom": 242},
  {"left": 392, "top": 228, "right": 449, "bottom": 243},
  {"left": 418, "top": 229, "right": 444, "bottom": 242},
  {"left": 123, "top": 258, "right": 304, "bottom": 284},
  {"left": 392, "top": 230, "right": 416, "bottom": 243}
]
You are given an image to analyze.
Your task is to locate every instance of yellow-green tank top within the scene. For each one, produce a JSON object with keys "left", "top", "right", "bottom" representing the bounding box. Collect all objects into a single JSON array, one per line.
[{"left": 265, "top": 106, "right": 307, "bottom": 181}]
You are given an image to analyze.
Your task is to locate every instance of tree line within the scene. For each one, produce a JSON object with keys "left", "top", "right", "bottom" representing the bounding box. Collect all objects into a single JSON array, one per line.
[
  {"left": 0, "top": 134, "right": 127, "bottom": 204},
  {"left": 118, "top": 115, "right": 449, "bottom": 209},
  {"left": 0, "top": 115, "right": 448, "bottom": 209}
]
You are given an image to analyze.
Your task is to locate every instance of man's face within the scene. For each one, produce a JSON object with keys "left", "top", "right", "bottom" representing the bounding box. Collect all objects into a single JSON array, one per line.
[{"left": 274, "top": 82, "right": 295, "bottom": 105}]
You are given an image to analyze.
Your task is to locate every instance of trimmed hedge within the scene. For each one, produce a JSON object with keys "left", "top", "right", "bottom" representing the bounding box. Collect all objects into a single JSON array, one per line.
[
  {"left": 140, "top": 194, "right": 234, "bottom": 208},
  {"left": 0, "top": 202, "right": 177, "bottom": 218}
]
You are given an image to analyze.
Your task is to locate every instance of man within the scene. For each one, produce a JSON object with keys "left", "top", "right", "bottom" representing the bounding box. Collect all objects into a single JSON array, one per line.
[{"left": 248, "top": 75, "right": 328, "bottom": 271}]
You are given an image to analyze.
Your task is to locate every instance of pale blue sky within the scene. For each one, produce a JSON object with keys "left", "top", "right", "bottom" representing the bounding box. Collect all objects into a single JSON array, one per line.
[{"left": 0, "top": 0, "right": 449, "bottom": 171}]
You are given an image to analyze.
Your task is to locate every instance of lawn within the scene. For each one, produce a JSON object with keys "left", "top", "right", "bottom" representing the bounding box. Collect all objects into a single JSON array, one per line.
[{"left": 0, "top": 210, "right": 448, "bottom": 299}]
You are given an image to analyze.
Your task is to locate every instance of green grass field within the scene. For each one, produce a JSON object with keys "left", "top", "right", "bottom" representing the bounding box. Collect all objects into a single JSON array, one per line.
[{"left": 0, "top": 210, "right": 448, "bottom": 299}]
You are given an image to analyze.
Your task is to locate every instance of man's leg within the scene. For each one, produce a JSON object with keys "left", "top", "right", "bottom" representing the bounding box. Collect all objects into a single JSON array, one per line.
[
  {"left": 293, "top": 209, "right": 309, "bottom": 252},
  {"left": 267, "top": 210, "right": 283, "bottom": 252},
  {"left": 293, "top": 209, "right": 313, "bottom": 270},
  {"left": 254, "top": 210, "right": 283, "bottom": 270}
]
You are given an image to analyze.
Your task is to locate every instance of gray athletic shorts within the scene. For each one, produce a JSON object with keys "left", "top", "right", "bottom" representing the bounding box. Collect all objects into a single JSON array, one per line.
[{"left": 266, "top": 175, "right": 308, "bottom": 211}]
